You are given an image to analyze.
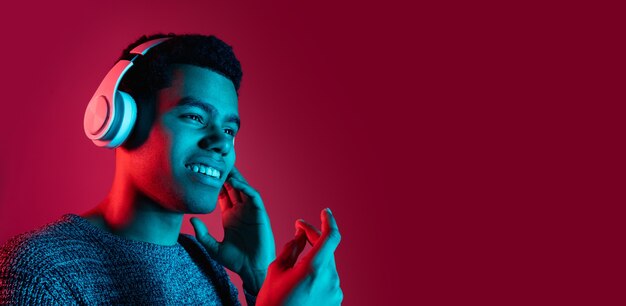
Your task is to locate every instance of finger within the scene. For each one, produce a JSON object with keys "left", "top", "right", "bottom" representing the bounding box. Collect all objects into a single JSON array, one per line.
[
  {"left": 297, "top": 219, "right": 338, "bottom": 274},
  {"left": 292, "top": 228, "right": 307, "bottom": 266},
  {"left": 302, "top": 208, "right": 341, "bottom": 271},
  {"left": 228, "top": 166, "right": 250, "bottom": 184},
  {"left": 190, "top": 217, "right": 220, "bottom": 257},
  {"left": 228, "top": 177, "right": 266, "bottom": 211},
  {"left": 296, "top": 219, "right": 321, "bottom": 245},
  {"left": 218, "top": 186, "right": 233, "bottom": 210},
  {"left": 321, "top": 208, "right": 340, "bottom": 245},
  {"left": 223, "top": 180, "right": 244, "bottom": 205},
  {"left": 274, "top": 233, "right": 307, "bottom": 270},
  {"left": 274, "top": 240, "right": 296, "bottom": 269}
]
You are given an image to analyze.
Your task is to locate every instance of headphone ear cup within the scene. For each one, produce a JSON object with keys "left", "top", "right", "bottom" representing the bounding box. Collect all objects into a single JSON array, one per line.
[
  {"left": 105, "top": 90, "right": 137, "bottom": 148},
  {"left": 85, "top": 37, "right": 171, "bottom": 149}
]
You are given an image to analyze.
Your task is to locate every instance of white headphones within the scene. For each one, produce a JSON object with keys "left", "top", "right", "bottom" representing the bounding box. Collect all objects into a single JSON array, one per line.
[{"left": 83, "top": 37, "right": 172, "bottom": 148}]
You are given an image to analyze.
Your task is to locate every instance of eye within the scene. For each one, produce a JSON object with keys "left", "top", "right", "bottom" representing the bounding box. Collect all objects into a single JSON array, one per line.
[
  {"left": 224, "top": 128, "right": 236, "bottom": 136},
  {"left": 182, "top": 114, "right": 204, "bottom": 124}
]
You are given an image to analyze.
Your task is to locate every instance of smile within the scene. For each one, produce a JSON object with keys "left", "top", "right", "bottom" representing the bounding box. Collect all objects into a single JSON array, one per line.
[{"left": 185, "top": 163, "right": 221, "bottom": 179}]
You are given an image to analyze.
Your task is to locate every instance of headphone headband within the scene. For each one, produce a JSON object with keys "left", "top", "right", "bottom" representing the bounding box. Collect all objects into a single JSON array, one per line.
[{"left": 129, "top": 37, "right": 172, "bottom": 56}]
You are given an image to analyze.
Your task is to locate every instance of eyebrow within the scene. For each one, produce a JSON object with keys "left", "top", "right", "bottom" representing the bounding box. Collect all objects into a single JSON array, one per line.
[{"left": 176, "top": 96, "right": 240, "bottom": 129}]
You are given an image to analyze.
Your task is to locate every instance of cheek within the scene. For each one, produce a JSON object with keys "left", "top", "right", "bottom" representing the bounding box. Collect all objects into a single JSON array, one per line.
[
  {"left": 226, "top": 151, "right": 236, "bottom": 174},
  {"left": 134, "top": 124, "right": 177, "bottom": 183},
  {"left": 153, "top": 132, "right": 176, "bottom": 170}
]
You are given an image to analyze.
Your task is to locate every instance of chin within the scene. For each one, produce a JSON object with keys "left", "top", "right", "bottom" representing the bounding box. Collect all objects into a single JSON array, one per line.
[
  {"left": 187, "top": 204, "right": 217, "bottom": 214},
  {"left": 183, "top": 195, "right": 219, "bottom": 214}
]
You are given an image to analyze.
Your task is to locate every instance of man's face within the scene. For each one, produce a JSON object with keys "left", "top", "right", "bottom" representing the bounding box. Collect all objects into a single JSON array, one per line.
[{"left": 127, "top": 64, "right": 239, "bottom": 214}]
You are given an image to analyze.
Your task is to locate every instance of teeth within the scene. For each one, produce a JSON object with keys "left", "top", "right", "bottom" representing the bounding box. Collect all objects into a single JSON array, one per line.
[{"left": 186, "top": 163, "right": 221, "bottom": 178}]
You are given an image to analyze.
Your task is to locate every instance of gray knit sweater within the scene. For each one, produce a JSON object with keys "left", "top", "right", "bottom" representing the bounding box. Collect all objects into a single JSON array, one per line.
[{"left": 0, "top": 214, "right": 256, "bottom": 305}]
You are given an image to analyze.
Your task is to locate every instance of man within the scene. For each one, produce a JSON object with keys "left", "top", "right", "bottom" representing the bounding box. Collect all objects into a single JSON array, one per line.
[{"left": 0, "top": 34, "right": 342, "bottom": 305}]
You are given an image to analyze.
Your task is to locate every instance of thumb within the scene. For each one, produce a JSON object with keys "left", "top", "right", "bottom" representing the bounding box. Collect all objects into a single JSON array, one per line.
[
  {"left": 190, "top": 217, "right": 220, "bottom": 257},
  {"left": 274, "top": 230, "right": 306, "bottom": 270}
]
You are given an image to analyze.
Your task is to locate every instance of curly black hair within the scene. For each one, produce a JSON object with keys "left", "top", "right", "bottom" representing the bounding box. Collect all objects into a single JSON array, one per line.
[
  {"left": 117, "top": 33, "right": 243, "bottom": 99},
  {"left": 113, "top": 33, "right": 242, "bottom": 150}
]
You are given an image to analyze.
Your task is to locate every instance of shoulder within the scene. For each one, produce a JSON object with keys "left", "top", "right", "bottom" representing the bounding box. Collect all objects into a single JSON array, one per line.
[
  {"left": 0, "top": 215, "right": 80, "bottom": 304},
  {"left": 0, "top": 215, "right": 78, "bottom": 272}
]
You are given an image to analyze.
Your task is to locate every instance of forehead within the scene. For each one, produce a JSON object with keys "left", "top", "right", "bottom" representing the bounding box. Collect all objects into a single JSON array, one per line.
[{"left": 157, "top": 64, "right": 239, "bottom": 114}]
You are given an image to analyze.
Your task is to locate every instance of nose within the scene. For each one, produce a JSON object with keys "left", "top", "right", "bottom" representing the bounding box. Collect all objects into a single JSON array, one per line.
[{"left": 198, "top": 125, "right": 233, "bottom": 156}]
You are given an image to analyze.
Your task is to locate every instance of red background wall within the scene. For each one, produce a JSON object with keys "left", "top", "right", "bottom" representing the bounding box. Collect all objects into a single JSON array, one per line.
[{"left": 0, "top": 1, "right": 623, "bottom": 305}]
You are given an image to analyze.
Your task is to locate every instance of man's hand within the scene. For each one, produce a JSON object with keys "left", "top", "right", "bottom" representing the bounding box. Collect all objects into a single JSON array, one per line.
[
  {"left": 190, "top": 167, "right": 276, "bottom": 295},
  {"left": 256, "top": 208, "right": 343, "bottom": 306}
]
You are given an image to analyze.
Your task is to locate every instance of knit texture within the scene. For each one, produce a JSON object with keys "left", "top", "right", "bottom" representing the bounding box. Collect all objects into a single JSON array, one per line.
[{"left": 0, "top": 214, "right": 256, "bottom": 305}]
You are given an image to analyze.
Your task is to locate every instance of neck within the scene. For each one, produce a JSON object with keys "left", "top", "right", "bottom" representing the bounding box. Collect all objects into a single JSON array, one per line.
[{"left": 81, "top": 167, "right": 184, "bottom": 246}]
